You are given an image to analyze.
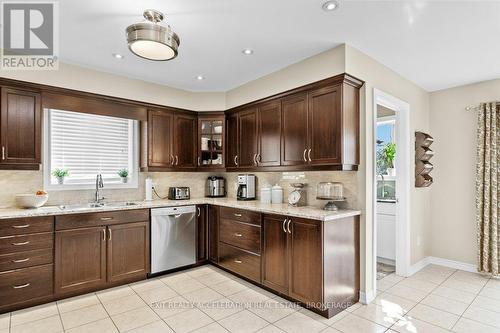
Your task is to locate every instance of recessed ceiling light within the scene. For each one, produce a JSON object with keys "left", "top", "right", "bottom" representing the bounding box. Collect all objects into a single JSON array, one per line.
[
  {"left": 112, "top": 53, "right": 124, "bottom": 59},
  {"left": 196, "top": 75, "right": 204, "bottom": 80},
  {"left": 242, "top": 48, "right": 254, "bottom": 55},
  {"left": 322, "top": 0, "right": 339, "bottom": 11}
]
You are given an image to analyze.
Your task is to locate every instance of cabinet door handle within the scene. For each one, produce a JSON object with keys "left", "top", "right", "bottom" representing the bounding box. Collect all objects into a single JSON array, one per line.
[
  {"left": 12, "top": 224, "right": 30, "bottom": 229},
  {"left": 235, "top": 155, "right": 238, "bottom": 166},
  {"left": 13, "top": 283, "right": 30, "bottom": 289},
  {"left": 108, "top": 228, "right": 112, "bottom": 241},
  {"left": 234, "top": 213, "right": 242, "bottom": 217},
  {"left": 12, "top": 258, "right": 30, "bottom": 263},
  {"left": 100, "top": 217, "right": 113, "bottom": 221},
  {"left": 175, "top": 155, "right": 179, "bottom": 165},
  {"left": 253, "top": 154, "right": 258, "bottom": 165},
  {"left": 258, "top": 154, "right": 261, "bottom": 162},
  {"left": 1, "top": 146, "right": 5, "bottom": 160},
  {"left": 234, "top": 233, "right": 243, "bottom": 237},
  {"left": 287, "top": 219, "right": 292, "bottom": 233},
  {"left": 282, "top": 219, "right": 287, "bottom": 233},
  {"left": 234, "top": 259, "right": 242, "bottom": 264},
  {"left": 102, "top": 228, "right": 106, "bottom": 241},
  {"left": 170, "top": 154, "right": 174, "bottom": 166},
  {"left": 303, "top": 149, "right": 307, "bottom": 162},
  {"left": 308, "top": 149, "right": 312, "bottom": 162},
  {"left": 197, "top": 156, "right": 201, "bottom": 166},
  {"left": 197, "top": 207, "right": 201, "bottom": 217},
  {"left": 12, "top": 241, "right": 29, "bottom": 246}
]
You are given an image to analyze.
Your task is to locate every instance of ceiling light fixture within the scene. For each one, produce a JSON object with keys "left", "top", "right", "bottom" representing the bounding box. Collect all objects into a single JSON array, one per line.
[
  {"left": 242, "top": 48, "right": 254, "bottom": 55},
  {"left": 322, "top": 0, "right": 339, "bottom": 11},
  {"left": 112, "top": 53, "right": 124, "bottom": 59},
  {"left": 126, "top": 9, "right": 180, "bottom": 61},
  {"left": 196, "top": 75, "right": 204, "bottom": 80}
]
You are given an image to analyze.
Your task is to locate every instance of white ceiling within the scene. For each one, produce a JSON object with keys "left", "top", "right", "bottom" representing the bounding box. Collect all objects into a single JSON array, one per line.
[{"left": 59, "top": 0, "right": 500, "bottom": 92}]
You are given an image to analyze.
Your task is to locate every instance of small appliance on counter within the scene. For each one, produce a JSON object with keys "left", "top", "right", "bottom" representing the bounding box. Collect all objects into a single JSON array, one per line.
[
  {"left": 316, "top": 182, "right": 345, "bottom": 211},
  {"left": 237, "top": 174, "right": 255, "bottom": 200},
  {"left": 288, "top": 183, "right": 307, "bottom": 207},
  {"left": 206, "top": 176, "right": 226, "bottom": 197},
  {"left": 168, "top": 187, "right": 190, "bottom": 200}
]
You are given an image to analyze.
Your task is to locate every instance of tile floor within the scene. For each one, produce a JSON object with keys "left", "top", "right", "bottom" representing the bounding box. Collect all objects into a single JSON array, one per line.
[{"left": 1, "top": 264, "right": 499, "bottom": 333}]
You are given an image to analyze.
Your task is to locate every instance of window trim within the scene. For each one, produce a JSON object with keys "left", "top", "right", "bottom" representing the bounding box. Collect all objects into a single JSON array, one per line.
[{"left": 43, "top": 109, "right": 139, "bottom": 191}]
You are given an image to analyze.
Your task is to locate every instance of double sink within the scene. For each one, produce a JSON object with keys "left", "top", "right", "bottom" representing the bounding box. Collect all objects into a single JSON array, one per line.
[{"left": 58, "top": 201, "right": 139, "bottom": 211}]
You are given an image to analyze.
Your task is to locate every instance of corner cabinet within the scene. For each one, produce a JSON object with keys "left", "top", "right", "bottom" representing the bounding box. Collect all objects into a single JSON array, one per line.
[
  {"left": 198, "top": 113, "right": 225, "bottom": 169},
  {"left": 226, "top": 73, "right": 362, "bottom": 171},
  {"left": 0, "top": 87, "right": 42, "bottom": 170}
]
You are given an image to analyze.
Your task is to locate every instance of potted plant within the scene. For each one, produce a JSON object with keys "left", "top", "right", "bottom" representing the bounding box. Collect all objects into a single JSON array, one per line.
[
  {"left": 52, "top": 168, "right": 69, "bottom": 184},
  {"left": 117, "top": 168, "right": 129, "bottom": 183},
  {"left": 382, "top": 143, "right": 396, "bottom": 176}
]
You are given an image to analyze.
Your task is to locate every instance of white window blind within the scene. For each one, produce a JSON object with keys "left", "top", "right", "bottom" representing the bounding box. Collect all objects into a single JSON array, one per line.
[{"left": 45, "top": 109, "right": 138, "bottom": 188}]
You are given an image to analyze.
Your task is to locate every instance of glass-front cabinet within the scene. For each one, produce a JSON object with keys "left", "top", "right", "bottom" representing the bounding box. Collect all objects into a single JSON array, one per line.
[{"left": 198, "top": 114, "right": 225, "bottom": 168}]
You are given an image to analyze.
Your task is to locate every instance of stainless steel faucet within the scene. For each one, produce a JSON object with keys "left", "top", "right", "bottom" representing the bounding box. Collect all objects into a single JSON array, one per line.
[{"left": 94, "top": 174, "right": 104, "bottom": 205}]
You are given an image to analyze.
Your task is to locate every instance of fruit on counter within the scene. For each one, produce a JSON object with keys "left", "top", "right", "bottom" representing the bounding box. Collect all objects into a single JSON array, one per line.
[{"left": 36, "top": 190, "right": 47, "bottom": 196}]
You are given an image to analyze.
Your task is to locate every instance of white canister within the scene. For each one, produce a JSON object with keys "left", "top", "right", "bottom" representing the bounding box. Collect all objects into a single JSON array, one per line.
[
  {"left": 271, "top": 184, "right": 283, "bottom": 204},
  {"left": 260, "top": 184, "right": 271, "bottom": 204}
]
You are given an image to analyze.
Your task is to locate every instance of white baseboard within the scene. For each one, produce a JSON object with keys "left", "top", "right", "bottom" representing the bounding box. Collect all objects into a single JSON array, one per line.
[
  {"left": 407, "top": 256, "right": 477, "bottom": 276},
  {"left": 359, "top": 290, "right": 376, "bottom": 304}
]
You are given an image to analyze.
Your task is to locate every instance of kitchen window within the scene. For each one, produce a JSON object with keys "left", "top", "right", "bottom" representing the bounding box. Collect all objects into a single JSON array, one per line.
[{"left": 43, "top": 109, "right": 138, "bottom": 190}]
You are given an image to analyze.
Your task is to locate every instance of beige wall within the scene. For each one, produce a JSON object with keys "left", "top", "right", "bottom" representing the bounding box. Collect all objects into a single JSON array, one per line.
[
  {"left": 345, "top": 45, "right": 431, "bottom": 293},
  {"left": 0, "top": 63, "right": 226, "bottom": 111},
  {"left": 428, "top": 79, "right": 500, "bottom": 265}
]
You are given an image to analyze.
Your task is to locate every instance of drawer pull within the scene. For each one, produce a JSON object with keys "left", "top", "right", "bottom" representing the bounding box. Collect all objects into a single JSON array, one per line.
[
  {"left": 13, "top": 283, "right": 30, "bottom": 289},
  {"left": 234, "top": 233, "right": 243, "bottom": 237},
  {"left": 12, "top": 258, "right": 30, "bottom": 263},
  {"left": 234, "top": 213, "right": 242, "bottom": 217},
  {"left": 234, "top": 259, "right": 242, "bottom": 264},
  {"left": 100, "top": 217, "right": 113, "bottom": 221},
  {"left": 12, "top": 241, "right": 30, "bottom": 246},
  {"left": 12, "top": 224, "right": 30, "bottom": 229}
]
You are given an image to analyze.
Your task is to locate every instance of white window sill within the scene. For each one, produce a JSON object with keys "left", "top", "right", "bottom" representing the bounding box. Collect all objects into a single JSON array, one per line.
[{"left": 45, "top": 180, "right": 138, "bottom": 191}]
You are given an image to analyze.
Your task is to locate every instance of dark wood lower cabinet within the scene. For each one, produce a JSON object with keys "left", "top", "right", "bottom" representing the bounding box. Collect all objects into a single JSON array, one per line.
[
  {"left": 196, "top": 205, "right": 208, "bottom": 262},
  {"left": 107, "top": 221, "right": 150, "bottom": 283},
  {"left": 208, "top": 205, "right": 219, "bottom": 263},
  {"left": 55, "top": 227, "right": 107, "bottom": 296},
  {"left": 262, "top": 214, "right": 289, "bottom": 294}
]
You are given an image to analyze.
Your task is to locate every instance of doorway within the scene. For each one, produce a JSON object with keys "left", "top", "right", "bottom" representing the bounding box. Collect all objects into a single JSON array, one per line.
[{"left": 372, "top": 89, "right": 411, "bottom": 296}]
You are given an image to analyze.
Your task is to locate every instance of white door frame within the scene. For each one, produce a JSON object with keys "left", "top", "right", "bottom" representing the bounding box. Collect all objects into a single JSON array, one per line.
[{"left": 372, "top": 88, "right": 411, "bottom": 296}]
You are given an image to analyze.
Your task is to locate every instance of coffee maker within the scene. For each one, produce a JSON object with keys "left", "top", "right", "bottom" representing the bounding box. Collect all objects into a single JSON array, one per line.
[{"left": 237, "top": 174, "right": 255, "bottom": 200}]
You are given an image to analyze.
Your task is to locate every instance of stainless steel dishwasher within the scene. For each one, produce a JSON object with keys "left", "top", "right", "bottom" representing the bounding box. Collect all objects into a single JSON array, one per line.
[{"left": 151, "top": 205, "right": 196, "bottom": 274}]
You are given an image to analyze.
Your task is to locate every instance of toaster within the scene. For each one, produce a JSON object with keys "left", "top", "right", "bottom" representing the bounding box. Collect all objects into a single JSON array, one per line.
[{"left": 168, "top": 187, "right": 190, "bottom": 200}]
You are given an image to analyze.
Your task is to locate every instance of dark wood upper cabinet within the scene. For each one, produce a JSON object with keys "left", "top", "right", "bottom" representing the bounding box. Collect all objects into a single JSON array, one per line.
[
  {"left": 257, "top": 101, "right": 281, "bottom": 167},
  {"left": 196, "top": 205, "right": 208, "bottom": 262},
  {"left": 173, "top": 112, "right": 197, "bottom": 169},
  {"left": 307, "top": 85, "right": 341, "bottom": 165},
  {"left": 0, "top": 87, "right": 41, "bottom": 169},
  {"left": 198, "top": 114, "right": 224, "bottom": 169},
  {"left": 238, "top": 107, "right": 259, "bottom": 168},
  {"left": 54, "top": 227, "right": 106, "bottom": 296},
  {"left": 262, "top": 214, "right": 289, "bottom": 294},
  {"left": 107, "top": 221, "right": 150, "bottom": 284},
  {"left": 147, "top": 109, "right": 174, "bottom": 168},
  {"left": 288, "top": 217, "right": 322, "bottom": 304},
  {"left": 281, "top": 93, "right": 309, "bottom": 166},
  {"left": 225, "top": 112, "right": 238, "bottom": 169}
]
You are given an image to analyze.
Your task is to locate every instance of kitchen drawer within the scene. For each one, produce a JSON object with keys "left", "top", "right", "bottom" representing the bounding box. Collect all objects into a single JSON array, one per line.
[
  {"left": 0, "top": 264, "right": 53, "bottom": 307},
  {"left": 219, "top": 219, "right": 261, "bottom": 253},
  {"left": 56, "top": 209, "right": 149, "bottom": 230},
  {"left": 220, "top": 207, "right": 261, "bottom": 226},
  {"left": 0, "top": 248, "right": 53, "bottom": 272},
  {"left": 0, "top": 232, "right": 53, "bottom": 255},
  {"left": 218, "top": 242, "right": 261, "bottom": 283},
  {"left": 0, "top": 216, "right": 53, "bottom": 237}
]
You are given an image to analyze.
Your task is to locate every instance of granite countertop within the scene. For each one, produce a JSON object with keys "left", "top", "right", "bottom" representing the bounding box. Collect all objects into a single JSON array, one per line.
[{"left": 0, "top": 198, "right": 361, "bottom": 222}]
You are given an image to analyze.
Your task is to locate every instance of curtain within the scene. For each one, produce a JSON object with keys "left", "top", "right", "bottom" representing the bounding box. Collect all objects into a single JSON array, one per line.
[{"left": 476, "top": 102, "right": 499, "bottom": 276}]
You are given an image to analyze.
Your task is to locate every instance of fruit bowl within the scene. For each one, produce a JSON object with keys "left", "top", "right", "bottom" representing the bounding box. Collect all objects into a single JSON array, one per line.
[{"left": 15, "top": 193, "right": 49, "bottom": 208}]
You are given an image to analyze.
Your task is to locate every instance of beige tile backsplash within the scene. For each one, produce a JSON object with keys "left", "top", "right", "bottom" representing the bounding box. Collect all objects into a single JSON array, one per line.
[{"left": 0, "top": 170, "right": 358, "bottom": 210}]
